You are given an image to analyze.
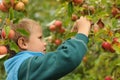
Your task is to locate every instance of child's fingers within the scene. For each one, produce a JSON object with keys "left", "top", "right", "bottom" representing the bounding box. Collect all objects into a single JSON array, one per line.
[
  {"left": 80, "top": 16, "right": 84, "bottom": 19},
  {"left": 71, "top": 22, "right": 78, "bottom": 32}
]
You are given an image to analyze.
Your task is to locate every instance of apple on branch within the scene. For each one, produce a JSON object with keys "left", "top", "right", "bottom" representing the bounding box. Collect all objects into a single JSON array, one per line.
[
  {"left": 54, "top": 39, "right": 62, "bottom": 45},
  {"left": 54, "top": 20, "right": 62, "bottom": 28},
  {"left": 0, "top": 2, "right": 8, "bottom": 12},
  {"left": 0, "top": 46, "right": 7, "bottom": 55}
]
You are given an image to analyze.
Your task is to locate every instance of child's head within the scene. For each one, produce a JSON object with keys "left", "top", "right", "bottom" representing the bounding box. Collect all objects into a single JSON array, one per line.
[{"left": 11, "top": 18, "right": 46, "bottom": 53}]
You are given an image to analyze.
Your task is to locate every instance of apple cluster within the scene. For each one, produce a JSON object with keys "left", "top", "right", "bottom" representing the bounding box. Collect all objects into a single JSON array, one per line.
[
  {"left": 0, "top": 0, "right": 28, "bottom": 55},
  {"left": 1, "top": 29, "right": 15, "bottom": 39},
  {"left": 49, "top": 20, "right": 65, "bottom": 46},
  {"left": 71, "top": 4, "right": 95, "bottom": 22},
  {"left": 0, "top": 28, "right": 15, "bottom": 55},
  {"left": 101, "top": 37, "right": 120, "bottom": 53},
  {"left": 0, "top": 0, "right": 29, "bottom": 12},
  {"left": 49, "top": 20, "right": 65, "bottom": 33},
  {"left": 81, "top": 4, "right": 95, "bottom": 15}
]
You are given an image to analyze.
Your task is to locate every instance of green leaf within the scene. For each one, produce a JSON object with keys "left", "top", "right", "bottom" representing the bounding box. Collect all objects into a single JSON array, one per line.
[
  {"left": 4, "top": 25, "right": 10, "bottom": 38},
  {"left": 116, "top": 0, "right": 120, "bottom": 6},
  {"left": 116, "top": 63, "right": 120, "bottom": 66},
  {"left": 111, "top": 18, "right": 117, "bottom": 28},
  {"left": 64, "top": 32, "right": 77, "bottom": 40},
  {"left": 9, "top": 40, "right": 20, "bottom": 53},
  {"left": 68, "top": 2, "right": 74, "bottom": 17},
  {"left": 13, "top": 18, "right": 20, "bottom": 24},
  {"left": 9, "top": 8, "right": 14, "bottom": 20},
  {"left": 16, "top": 28, "right": 30, "bottom": 37},
  {"left": 0, "top": 40, "right": 5, "bottom": 45},
  {"left": 4, "top": 0, "right": 10, "bottom": 3}
]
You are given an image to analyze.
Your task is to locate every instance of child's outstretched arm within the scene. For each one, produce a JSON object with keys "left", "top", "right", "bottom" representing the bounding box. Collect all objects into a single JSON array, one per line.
[{"left": 18, "top": 16, "right": 91, "bottom": 80}]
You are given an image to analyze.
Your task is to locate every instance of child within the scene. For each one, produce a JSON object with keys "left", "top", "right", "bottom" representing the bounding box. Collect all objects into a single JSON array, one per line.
[{"left": 4, "top": 16, "right": 91, "bottom": 80}]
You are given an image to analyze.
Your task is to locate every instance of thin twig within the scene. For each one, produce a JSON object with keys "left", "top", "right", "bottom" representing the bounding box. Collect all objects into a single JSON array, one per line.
[{"left": 0, "top": 14, "right": 9, "bottom": 30}]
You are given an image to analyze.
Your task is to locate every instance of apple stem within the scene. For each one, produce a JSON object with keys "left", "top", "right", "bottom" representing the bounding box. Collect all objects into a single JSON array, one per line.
[
  {"left": 100, "top": 38, "right": 106, "bottom": 41},
  {"left": 0, "top": 14, "right": 9, "bottom": 30},
  {"left": 88, "top": 9, "right": 91, "bottom": 16}
]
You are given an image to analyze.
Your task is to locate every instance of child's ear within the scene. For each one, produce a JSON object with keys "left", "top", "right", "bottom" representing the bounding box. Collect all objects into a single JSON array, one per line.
[{"left": 17, "top": 37, "right": 28, "bottom": 50}]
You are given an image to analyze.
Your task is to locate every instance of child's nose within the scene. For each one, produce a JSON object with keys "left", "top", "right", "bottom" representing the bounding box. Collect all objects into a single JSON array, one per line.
[{"left": 44, "top": 42, "right": 47, "bottom": 47}]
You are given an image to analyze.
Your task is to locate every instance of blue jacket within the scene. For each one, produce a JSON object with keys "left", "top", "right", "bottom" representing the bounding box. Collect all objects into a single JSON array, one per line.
[{"left": 4, "top": 51, "right": 44, "bottom": 80}]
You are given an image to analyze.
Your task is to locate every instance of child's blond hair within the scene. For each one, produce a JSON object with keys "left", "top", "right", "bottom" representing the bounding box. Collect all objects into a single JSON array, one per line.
[
  {"left": 12, "top": 18, "right": 40, "bottom": 42},
  {"left": 9, "top": 18, "right": 41, "bottom": 57}
]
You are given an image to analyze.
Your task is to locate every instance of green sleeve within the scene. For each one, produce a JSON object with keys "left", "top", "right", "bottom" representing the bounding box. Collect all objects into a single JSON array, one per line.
[{"left": 18, "top": 33, "right": 89, "bottom": 80}]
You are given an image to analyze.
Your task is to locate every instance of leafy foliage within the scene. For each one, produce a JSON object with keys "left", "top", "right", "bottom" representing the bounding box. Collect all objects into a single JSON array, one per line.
[{"left": 0, "top": 0, "right": 120, "bottom": 80}]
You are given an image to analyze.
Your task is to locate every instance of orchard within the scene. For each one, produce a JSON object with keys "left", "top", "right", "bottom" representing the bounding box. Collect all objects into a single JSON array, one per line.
[{"left": 0, "top": 0, "right": 120, "bottom": 80}]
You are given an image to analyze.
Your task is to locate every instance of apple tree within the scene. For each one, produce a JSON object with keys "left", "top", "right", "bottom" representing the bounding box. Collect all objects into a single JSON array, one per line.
[
  {"left": 0, "top": 0, "right": 29, "bottom": 79},
  {"left": 46, "top": 0, "right": 120, "bottom": 80},
  {"left": 0, "top": 0, "right": 120, "bottom": 80}
]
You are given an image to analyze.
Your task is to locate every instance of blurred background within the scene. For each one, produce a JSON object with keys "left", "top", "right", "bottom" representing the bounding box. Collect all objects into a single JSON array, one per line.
[{"left": 0, "top": 0, "right": 120, "bottom": 80}]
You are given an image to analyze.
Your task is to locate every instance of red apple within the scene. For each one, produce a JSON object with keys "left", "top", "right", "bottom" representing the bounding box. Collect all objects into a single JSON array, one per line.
[
  {"left": 8, "top": 29, "right": 15, "bottom": 39},
  {"left": 54, "top": 20, "right": 62, "bottom": 28},
  {"left": 54, "top": 39, "right": 62, "bottom": 45},
  {"left": 102, "top": 41, "right": 115, "bottom": 53},
  {"left": 104, "top": 76, "right": 113, "bottom": 80},
  {"left": 49, "top": 24, "right": 56, "bottom": 32},
  {"left": 1, "top": 29, "right": 6, "bottom": 38},
  {"left": 71, "top": 14, "right": 78, "bottom": 21},
  {"left": 73, "top": 0, "right": 84, "bottom": 5},
  {"left": 102, "top": 41, "right": 111, "bottom": 51},
  {"left": 0, "top": 46, "right": 7, "bottom": 55},
  {"left": 0, "top": 2, "right": 8, "bottom": 12},
  {"left": 112, "top": 37, "right": 119, "bottom": 44},
  {"left": 59, "top": 28, "right": 65, "bottom": 34}
]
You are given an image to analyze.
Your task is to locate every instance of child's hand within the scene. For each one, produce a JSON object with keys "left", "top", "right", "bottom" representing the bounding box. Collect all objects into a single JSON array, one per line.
[{"left": 71, "top": 16, "right": 91, "bottom": 37}]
